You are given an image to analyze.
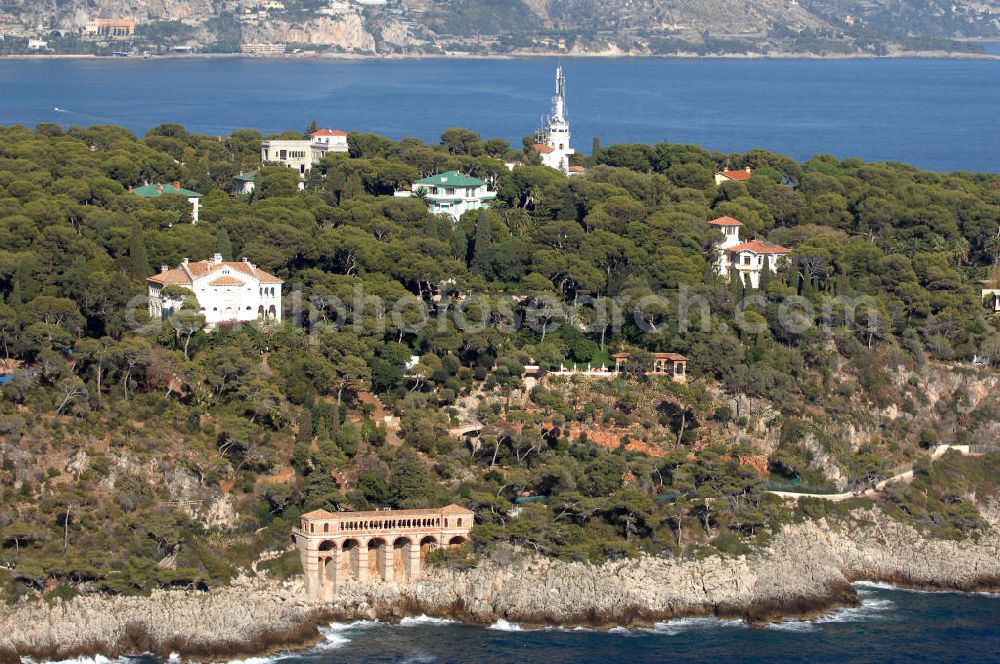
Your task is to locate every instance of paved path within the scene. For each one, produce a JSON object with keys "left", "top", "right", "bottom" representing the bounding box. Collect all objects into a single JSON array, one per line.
[{"left": 767, "top": 445, "right": 971, "bottom": 502}]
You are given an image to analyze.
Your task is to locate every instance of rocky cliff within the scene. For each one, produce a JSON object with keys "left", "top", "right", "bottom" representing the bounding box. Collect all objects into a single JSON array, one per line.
[{"left": 3, "top": 509, "right": 997, "bottom": 662}]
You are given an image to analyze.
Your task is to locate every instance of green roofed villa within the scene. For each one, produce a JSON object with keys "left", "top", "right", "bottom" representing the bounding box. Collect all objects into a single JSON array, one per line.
[
  {"left": 400, "top": 170, "right": 497, "bottom": 221},
  {"left": 130, "top": 181, "right": 204, "bottom": 223},
  {"left": 234, "top": 170, "right": 258, "bottom": 196}
]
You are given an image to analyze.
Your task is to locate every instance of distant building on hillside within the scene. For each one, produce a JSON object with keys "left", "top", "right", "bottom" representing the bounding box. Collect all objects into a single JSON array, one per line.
[
  {"left": 708, "top": 216, "right": 790, "bottom": 288},
  {"left": 147, "top": 254, "right": 283, "bottom": 328},
  {"left": 530, "top": 66, "right": 575, "bottom": 175},
  {"left": 715, "top": 167, "right": 752, "bottom": 185},
  {"left": 131, "top": 181, "right": 203, "bottom": 223},
  {"left": 241, "top": 42, "right": 287, "bottom": 55},
  {"left": 399, "top": 171, "right": 497, "bottom": 220},
  {"left": 84, "top": 19, "right": 135, "bottom": 38}
]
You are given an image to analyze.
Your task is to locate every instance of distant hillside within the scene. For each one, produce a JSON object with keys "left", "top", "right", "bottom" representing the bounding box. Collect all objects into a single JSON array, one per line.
[{"left": 0, "top": 0, "right": 997, "bottom": 56}]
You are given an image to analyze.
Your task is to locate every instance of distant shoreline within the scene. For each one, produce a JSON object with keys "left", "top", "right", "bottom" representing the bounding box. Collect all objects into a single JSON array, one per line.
[{"left": 3, "top": 49, "right": 998, "bottom": 62}]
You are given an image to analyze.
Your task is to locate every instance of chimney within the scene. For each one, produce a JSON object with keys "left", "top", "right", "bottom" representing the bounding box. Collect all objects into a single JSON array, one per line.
[
  {"left": 745, "top": 167, "right": 751, "bottom": 173},
  {"left": 160, "top": 264, "right": 168, "bottom": 273},
  {"left": 156, "top": 183, "right": 163, "bottom": 194},
  {"left": 213, "top": 253, "right": 223, "bottom": 264},
  {"left": 181, "top": 257, "right": 189, "bottom": 265},
  {"left": 173, "top": 181, "right": 180, "bottom": 191}
]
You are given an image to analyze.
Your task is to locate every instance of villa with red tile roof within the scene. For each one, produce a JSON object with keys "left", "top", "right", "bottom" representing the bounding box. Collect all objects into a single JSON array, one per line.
[
  {"left": 147, "top": 253, "right": 283, "bottom": 328},
  {"left": 708, "top": 217, "right": 790, "bottom": 288},
  {"left": 715, "top": 167, "right": 753, "bottom": 185}
]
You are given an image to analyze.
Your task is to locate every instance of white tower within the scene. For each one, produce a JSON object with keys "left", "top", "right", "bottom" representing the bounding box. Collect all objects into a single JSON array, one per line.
[{"left": 539, "top": 66, "right": 575, "bottom": 174}]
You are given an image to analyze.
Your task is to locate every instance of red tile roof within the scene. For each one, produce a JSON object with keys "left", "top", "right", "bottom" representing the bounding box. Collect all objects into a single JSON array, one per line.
[
  {"left": 568, "top": 165, "right": 586, "bottom": 173},
  {"left": 708, "top": 216, "right": 744, "bottom": 226},
  {"left": 717, "top": 169, "right": 752, "bottom": 181},
  {"left": 531, "top": 143, "right": 555, "bottom": 154},
  {"left": 148, "top": 259, "right": 283, "bottom": 286},
  {"left": 311, "top": 129, "right": 347, "bottom": 137},
  {"left": 208, "top": 275, "right": 246, "bottom": 287},
  {"left": 727, "top": 240, "right": 791, "bottom": 255}
]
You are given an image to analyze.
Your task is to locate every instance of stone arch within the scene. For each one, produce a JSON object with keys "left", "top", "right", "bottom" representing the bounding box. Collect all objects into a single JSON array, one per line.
[
  {"left": 419, "top": 535, "right": 438, "bottom": 561},
  {"left": 393, "top": 537, "right": 413, "bottom": 582},
  {"left": 318, "top": 540, "right": 337, "bottom": 551},
  {"left": 368, "top": 537, "right": 388, "bottom": 580},
  {"left": 341, "top": 539, "right": 360, "bottom": 578},
  {"left": 448, "top": 535, "right": 467, "bottom": 546}
]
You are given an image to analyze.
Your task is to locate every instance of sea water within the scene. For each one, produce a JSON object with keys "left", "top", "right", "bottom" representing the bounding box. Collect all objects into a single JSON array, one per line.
[{"left": 2, "top": 57, "right": 999, "bottom": 172}]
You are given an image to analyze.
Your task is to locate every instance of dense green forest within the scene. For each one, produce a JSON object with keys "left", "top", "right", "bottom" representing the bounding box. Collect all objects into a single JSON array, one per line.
[{"left": 0, "top": 122, "right": 998, "bottom": 600}]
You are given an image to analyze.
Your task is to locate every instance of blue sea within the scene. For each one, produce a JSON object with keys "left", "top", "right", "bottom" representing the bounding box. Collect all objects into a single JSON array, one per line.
[
  {"left": 70, "top": 583, "right": 990, "bottom": 664},
  {"left": 1, "top": 56, "right": 999, "bottom": 172}
]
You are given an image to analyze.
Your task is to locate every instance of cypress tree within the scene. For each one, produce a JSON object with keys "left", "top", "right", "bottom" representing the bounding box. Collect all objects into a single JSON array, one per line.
[
  {"left": 128, "top": 226, "right": 152, "bottom": 279},
  {"left": 758, "top": 261, "right": 772, "bottom": 292},
  {"left": 592, "top": 136, "right": 602, "bottom": 159},
  {"left": 216, "top": 227, "right": 234, "bottom": 261}
]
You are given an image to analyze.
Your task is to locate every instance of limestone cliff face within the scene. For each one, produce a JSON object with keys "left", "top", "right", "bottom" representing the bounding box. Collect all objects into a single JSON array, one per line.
[
  {"left": 243, "top": 14, "right": 375, "bottom": 52},
  {"left": 3, "top": 510, "right": 998, "bottom": 661}
]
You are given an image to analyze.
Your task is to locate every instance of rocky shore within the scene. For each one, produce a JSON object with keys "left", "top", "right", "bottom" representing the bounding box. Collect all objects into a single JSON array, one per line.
[{"left": 2, "top": 509, "right": 998, "bottom": 663}]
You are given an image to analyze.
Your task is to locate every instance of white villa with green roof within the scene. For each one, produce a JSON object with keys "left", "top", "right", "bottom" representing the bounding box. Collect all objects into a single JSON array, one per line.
[
  {"left": 131, "top": 181, "right": 203, "bottom": 223},
  {"left": 404, "top": 171, "right": 497, "bottom": 220}
]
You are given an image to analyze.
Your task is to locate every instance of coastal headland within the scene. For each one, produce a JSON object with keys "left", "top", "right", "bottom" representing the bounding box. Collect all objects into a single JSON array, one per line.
[{"left": 3, "top": 508, "right": 998, "bottom": 663}]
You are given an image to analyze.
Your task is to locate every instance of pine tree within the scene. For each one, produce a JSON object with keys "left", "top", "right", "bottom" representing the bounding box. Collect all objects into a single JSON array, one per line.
[
  {"left": 216, "top": 227, "right": 234, "bottom": 262},
  {"left": 128, "top": 226, "right": 152, "bottom": 279},
  {"left": 305, "top": 119, "right": 318, "bottom": 137}
]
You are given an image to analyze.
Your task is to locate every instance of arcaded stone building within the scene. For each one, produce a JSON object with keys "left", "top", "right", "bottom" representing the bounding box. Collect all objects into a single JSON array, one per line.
[{"left": 293, "top": 504, "right": 474, "bottom": 600}]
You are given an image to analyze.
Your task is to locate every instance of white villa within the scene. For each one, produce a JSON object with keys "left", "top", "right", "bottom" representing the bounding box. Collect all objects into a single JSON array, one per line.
[
  {"left": 401, "top": 171, "right": 497, "bottom": 220},
  {"left": 709, "top": 216, "right": 790, "bottom": 289},
  {"left": 531, "top": 66, "right": 575, "bottom": 175},
  {"left": 260, "top": 128, "right": 349, "bottom": 179},
  {"left": 147, "top": 254, "right": 283, "bottom": 328},
  {"left": 309, "top": 128, "right": 349, "bottom": 153}
]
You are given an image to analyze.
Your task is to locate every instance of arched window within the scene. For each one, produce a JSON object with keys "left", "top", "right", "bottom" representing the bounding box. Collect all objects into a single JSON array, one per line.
[
  {"left": 310, "top": 523, "right": 314, "bottom": 533},
  {"left": 457, "top": 518, "right": 463, "bottom": 527},
  {"left": 323, "top": 523, "right": 329, "bottom": 533}
]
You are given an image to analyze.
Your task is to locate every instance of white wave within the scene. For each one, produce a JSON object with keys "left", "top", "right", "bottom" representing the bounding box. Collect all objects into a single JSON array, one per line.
[
  {"left": 853, "top": 581, "right": 896, "bottom": 591},
  {"left": 167, "top": 654, "right": 182, "bottom": 664},
  {"left": 487, "top": 619, "right": 523, "bottom": 631},
  {"left": 216, "top": 656, "right": 285, "bottom": 664},
  {"left": 815, "top": 597, "right": 895, "bottom": 624},
  {"left": 314, "top": 620, "right": 380, "bottom": 651},
  {"left": 643, "top": 616, "right": 746, "bottom": 635},
  {"left": 28, "top": 657, "right": 125, "bottom": 664},
  {"left": 768, "top": 620, "right": 818, "bottom": 632},
  {"left": 854, "top": 581, "right": 1000, "bottom": 598},
  {"left": 399, "top": 615, "right": 456, "bottom": 626}
]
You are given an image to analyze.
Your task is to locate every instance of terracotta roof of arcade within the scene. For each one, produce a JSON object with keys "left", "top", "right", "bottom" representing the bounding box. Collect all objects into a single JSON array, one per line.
[
  {"left": 299, "top": 504, "right": 473, "bottom": 520},
  {"left": 716, "top": 169, "right": 752, "bottom": 181},
  {"left": 531, "top": 143, "right": 555, "bottom": 154},
  {"left": 708, "top": 216, "right": 744, "bottom": 226},
  {"left": 311, "top": 129, "right": 347, "bottom": 137},
  {"left": 301, "top": 509, "right": 337, "bottom": 519},
  {"left": 727, "top": 240, "right": 791, "bottom": 255},
  {"left": 148, "top": 259, "right": 283, "bottom": 286}
]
